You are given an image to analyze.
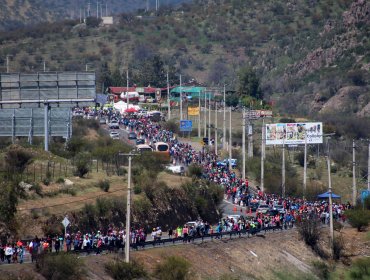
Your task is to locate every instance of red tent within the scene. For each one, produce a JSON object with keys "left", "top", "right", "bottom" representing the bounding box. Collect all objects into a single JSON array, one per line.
[{"left": 125, "top": 107, "right": 138, "bottom": 113}]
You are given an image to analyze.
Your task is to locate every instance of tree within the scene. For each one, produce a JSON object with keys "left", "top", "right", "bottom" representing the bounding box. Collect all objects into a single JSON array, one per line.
[
  {"left": 155, "top": 256, "right": 191, "bottom": 280},
  {"left": 225, "top": 93, "right": 239, "bottom": 107},
  {"left": 5, "top": 145, "right": 33, "bottom": 174},
  {"left": 237, "top": 67, "right": 263, "bottom": 99}
]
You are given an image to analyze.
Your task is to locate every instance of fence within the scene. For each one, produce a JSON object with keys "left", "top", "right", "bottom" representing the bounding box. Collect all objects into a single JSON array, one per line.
[{"left": 0, "top": 157, "right": 128, "bottom": 182}]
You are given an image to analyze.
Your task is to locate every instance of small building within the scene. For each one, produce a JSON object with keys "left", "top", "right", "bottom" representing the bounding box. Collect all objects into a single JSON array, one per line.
[
  {"left": 101, "top": 16, "right": 114, "bottom": 25},
  {"left": 170, "top": 87, "right": 214, "bottom": 102}
]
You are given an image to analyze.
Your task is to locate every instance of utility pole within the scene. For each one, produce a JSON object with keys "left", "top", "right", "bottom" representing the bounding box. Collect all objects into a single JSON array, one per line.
[
  {"left": 198, "top": 92, "right": 201, "bottom": 138},
  {"left": 105, "top": 2, "right": 108, "bottom": 16},
  {"left": 167, "top": 72, "right": 171, "bottom": 120},
  {"left": 203, "top": 89, "right": 207, "bottom": 137},
  {"left": 368, "top": 143, "right": 370, "bottom": 191},
  {"left": 353, "top": 139, "right": 357, "bottom": 206},
  {"left": 214, "top": 101, "right": 218, "bottom": 155},
  {"left": 282, "top": 139, "right": 286, "bottom": 198},
  {"left": 179, "top": 74, "right": 182, "bottom": 120},
  {"left": 79, "top": 8, "right": 82, "bottom": 23},
  {"left": 208, "top": 89, "right": 211, "bottom": 143},
  {"left": 327, "top": 155, "right": 334, "bottom": 259},
  {"left": 125, "top": 154, "right": 132, "bottom": 263},
  {"left": 96, "top": 1, "right": 99, "bottom": 18},
  {"left": 248, "top": 121, "right": 253, "bottom": 158},
  {"left": 303, "top": 130, "right": 307, "bottom": 198},
  {"left": 242, "top": 107, "right": 246, "bottom": 181},
  {"left": 229, "top": 107, "right": 232, "bottom": 170},
  {"left": 223, "top": 84, "right": 226, "bottom": 150},
  {"left": 6, "top": 55, "right": 11, "bottom": 73},
  {"left": 43, "top": 60, "right": 46, "bottom": 72},
  {"left": 261, "top": 118, "right": 265, "bottom": 193},
  {"left": 117, "top": 152, "right": 137, "bottom": 263},
  {"left": 88, "top": 2, "right": 91, "bottom": 17},
  {"left": 126, "top": 69, "right": 129, "bottom": 109}
]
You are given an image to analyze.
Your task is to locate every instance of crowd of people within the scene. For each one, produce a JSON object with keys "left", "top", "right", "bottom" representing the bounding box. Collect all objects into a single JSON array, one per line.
[{"left": 0, "top": 107, "right": 351, "bottom": 264}]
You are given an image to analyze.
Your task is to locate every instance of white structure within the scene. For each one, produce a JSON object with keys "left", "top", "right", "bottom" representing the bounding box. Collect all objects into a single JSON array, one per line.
[{"left": 101, "top": 16, "right": 114, "bottom": 25}]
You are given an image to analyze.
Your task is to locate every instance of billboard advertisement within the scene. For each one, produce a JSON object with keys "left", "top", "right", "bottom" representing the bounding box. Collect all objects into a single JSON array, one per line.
[
  {"left": 188, "top": 106, "right": 200, "bottom": 116},
  {"left": 265, "top": 122, "right": 323, "bottom": 145}
]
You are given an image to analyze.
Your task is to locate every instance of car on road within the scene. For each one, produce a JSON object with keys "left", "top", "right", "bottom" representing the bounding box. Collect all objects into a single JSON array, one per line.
[
  {"left": 136, "top": 138, "right": 145, "bottom": 145},
  {"left": 108, "top": 121, "right": 119, "bottom": 129},
  {"left": 216, "top": 158, "right": 237, "bottom": 168},
  {"left": 128, "top": 132, "right": 137, "bottom": 140},
  {"left": 249, "top": 201, "right": 259, "bottom": 212},
  {"left": 99, "top": 118, "right": 107, "bottom": 125},
  {"left": 109, "top": 131, "right": 120, "bottom": 139},
  {"left": 256, "top": 204, "right": 270, "bottom": 214},
  {"left": 267, "top": 209, "right": 279, "bottom": 217},
  {"left": 227, "top": 215, "right": 241, "bottom": 222},
  {"left": 136, "top": 144, "right": 153, "bottom": 153},
  {"left": 165, "top": 165, "right": 185, "bottom": 175},
  {"left": 273, "top": 204, "right": 285, "bottom": 214}
]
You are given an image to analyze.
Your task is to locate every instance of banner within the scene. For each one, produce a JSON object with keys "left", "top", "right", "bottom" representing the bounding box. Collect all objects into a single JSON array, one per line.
[
  {"left": 265, "top": 122, "right": 323, "bottom": 145},
  {"left": 188, "top": 106, "right": 200, "bottom": 116}
]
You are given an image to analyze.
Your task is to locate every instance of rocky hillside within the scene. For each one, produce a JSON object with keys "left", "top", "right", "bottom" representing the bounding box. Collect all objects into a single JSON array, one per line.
[
  {"left": 0, "top": 0, "right": 369, "bottom": 123},
  {"left": 0, "top": 0, "right": 188, "bottom": 30}
]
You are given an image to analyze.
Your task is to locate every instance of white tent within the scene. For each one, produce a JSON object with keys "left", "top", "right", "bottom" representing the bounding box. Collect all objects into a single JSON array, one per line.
[{"left": 113, "top": 101, "right": 141, "bottom": 113}]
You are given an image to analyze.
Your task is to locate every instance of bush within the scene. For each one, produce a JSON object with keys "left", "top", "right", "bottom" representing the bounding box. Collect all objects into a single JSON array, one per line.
[
  {"left": 187, "top": 164, "right": 202, "bottom": 178},
  {"left": 312, "top": 261, "right": 330, "bottom": 280},
  {"left": 97, "top": 179, "right": 110, "bottom": 192},
  {"left": 133, "top": 185, "right": 142, "bottom": 194},
  {"left": 297, "top": 215, "right": 321, "bottom": 250},
  {"left": 349, "top": 257, "right": 370, "bottom": 279},
  {"left": 346, "top": 209, "right": 370, "bottom": 231},
  {"left": 30, "top": 183, "right": 43, "bottom": 196},
  {"left": 154, "top": 256, "right": 191, "bottom": 280},
  {"left": 56, "top": 177, "right": 65, "bottom": 184},
  {"left": 42, "top": 177, "right": 51, "bottom": 186},
  {"left": 74, "top": 155, "right": 90, "bottom": 178},
  {"left": 5, "top": 145, "right": 33, "bottom": 173},
  {"left": 333, "top": 236, "right": 344, "bottom": 261},
  {"left": 105, "top": 259, "right": 147, "bottom": 280},
  {"left": 36, "top": 252, "right": 85, "bottom": 280}
]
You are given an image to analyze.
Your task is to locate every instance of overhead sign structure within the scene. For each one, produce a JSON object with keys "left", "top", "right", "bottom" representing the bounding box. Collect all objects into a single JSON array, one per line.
[
  {"left": 0, "top": 72, "right": 96, "bottom": 108},
  {"left": 0, "top": 108, "right": 72, "bottom": 138},
  {"left": 180, "top": 120, "right": 193, "bottom": 132},
  {"left": 188, "top": 106, "right": 200, "bottom": 116},
  {"left": 265, "top": 122, "right": 323, "bottom": 145}
]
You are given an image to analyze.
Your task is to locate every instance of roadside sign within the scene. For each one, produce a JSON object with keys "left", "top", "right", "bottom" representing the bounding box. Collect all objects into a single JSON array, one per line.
[
  {"left": 180, "top": 120, "right": 192, "bottom": 132},
  {"left": 62, "top": 216, "right": 70, "bottom": 228},
  {"left": 155, "top": 89, "right": 161, "bottom": 102},
  {"left": 361, "top": 190, "right": 370, "bottom": 203}
]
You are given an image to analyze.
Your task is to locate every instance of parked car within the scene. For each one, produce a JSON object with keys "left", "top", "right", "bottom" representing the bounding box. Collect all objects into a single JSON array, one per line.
[
  {"left": 99, "top": 118, "right": 107, "bottom": 125},
  {"left": 136, "top": 138, "right": 145, "bottom": 145},
  {"left": 249, "top": 201, "right": 259, "bottom": 212},
  {"left": 165, "top": 164, "right": 185, "bottom": 174},
  {"left": 136, "top": 144, "right": 153, "bottom": 153},
  {"left": 109, "top": 131, "right": 120, "bottom": 139},
  {"left": 273, "top": 204, "right": 285, "bottom": 214},
  {"left": 109, "top": 121, "right": 119, "bottom": 129},
  {"left": 216, "top": 158, "right": 237, "bottom": 168},
  {"left": 128, "top": 132, "right": 137, "bottom": 140},
  {"left": 256, "top": 204, "right": 270, "bottom": 214}
]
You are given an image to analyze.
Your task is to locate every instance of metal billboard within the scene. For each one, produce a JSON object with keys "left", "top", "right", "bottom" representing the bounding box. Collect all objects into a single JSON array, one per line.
[
  {"left": 0, "top": 72, "right": 96, "bottom": 108},
  {"left": 0, "top": 108, "right": 72, "bottom": 137},
  {"left": 265, "top": 122, "right": 323, "bottom": 145}
]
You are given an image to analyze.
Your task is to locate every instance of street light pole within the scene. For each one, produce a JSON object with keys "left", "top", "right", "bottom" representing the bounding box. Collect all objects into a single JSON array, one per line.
[
  {"left": 327, "top": 155, "right": 334, "bottom": 259},
  {"left": 303, "top": 131, "right": 307, "bottom": 198},
  {"left": 198, "top": 92, "right": 201, "bottom": 138},
  {"left": 215, "top": 101, "right": 218, "bottom": 155},
  {"left": 368, "top": 142, "right": 370, "bottom": 191},
  {"left": 261, "top": 118, "right": 265, "bottom": 193},
  {"left": 126, "top": 69, "right": 129, "bottom": 109},
  {"left": 352, "top": 139, "right": 357, "bottom": 206},
  {"left": 167, "top": 72, "right": 171, "bottom": 120},
  {"left": 203, "top": 89, "right": 207, "bottom": 137},
  {"left": 179, "top": 74, "right": 182, "bottom": 120},
  {"left": 242, "top": 107, "right": 246, "bottom": 181},
  {"left": 208, "top": 89, "right": 211, "bottom": 142},
  {"left": 229, "top": 107, "right": 232, "bottom": 170},
  {"left": 223, "top": 84, "right": 226, "bottom": 150},
  {"left": 125, "top": 154, "right": 132, "bottom": 263},
  {"left": 282, "top": 138, "right": 286, "bottom": 198}
]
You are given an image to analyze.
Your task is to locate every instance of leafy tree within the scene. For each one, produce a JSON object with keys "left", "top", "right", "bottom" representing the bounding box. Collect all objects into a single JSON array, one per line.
[
  {"left": 85, "top": 17, "right": 102, "bottom": 28},
  {"left": 225, "top": 93, "right": 239, "bottom": 107},
  {"left": 237, "top": 67, "right": 263, "bottom": 100}
]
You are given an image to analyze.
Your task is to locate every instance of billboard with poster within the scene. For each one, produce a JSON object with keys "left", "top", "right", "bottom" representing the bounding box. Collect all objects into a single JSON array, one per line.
[{"left": 265, "top": 122, "right": 323, "bottom": 145}]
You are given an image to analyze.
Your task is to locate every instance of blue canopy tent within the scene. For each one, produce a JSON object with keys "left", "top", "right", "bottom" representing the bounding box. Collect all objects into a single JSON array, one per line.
[{"left": 317, "top": 191, "right": 341, "bottom": 199}]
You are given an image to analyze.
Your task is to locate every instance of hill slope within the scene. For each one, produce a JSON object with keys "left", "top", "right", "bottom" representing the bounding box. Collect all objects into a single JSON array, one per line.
[
  {"left": 0, "top": 0, "right": 369, "bottom": 123},
  {"left": 0, "top": 0, "right": 189, "bottom": 30}
]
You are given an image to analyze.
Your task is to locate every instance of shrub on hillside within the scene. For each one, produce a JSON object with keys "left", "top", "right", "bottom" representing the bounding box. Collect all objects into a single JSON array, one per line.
[
  {"left": 154, "top": 256, "right": 191, "bottom": 280},
  {"left": 187, "top": 164, "right": 202, "bottom": 178},
  {"left": 349, "top": 257, "right": 370, "bottom": 279},
  {"left": 346, "top": 209, "right": 370, "bottom": 231},
  {"left": 74, "top": 154, "right": 90, "bottom": 178},
  {"left": 97, "top": 179, "right": 110, "bottom": 192},
  {"left": 297, "top": 214, "right": 322, "bottom": 255},
  {"left": 105, "top": 259, "right": 147, "bottom": 280},
  {"left": 5, "top": 145, "right": 33, "bottom": 173},
  {"left": 36, "top": 252, "right": 85, "bottom": 280}
]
